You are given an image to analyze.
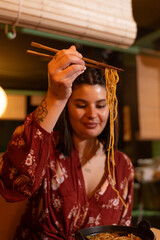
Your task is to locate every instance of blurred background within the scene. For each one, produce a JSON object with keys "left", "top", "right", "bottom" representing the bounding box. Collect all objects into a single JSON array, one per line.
[{"left": 0, "top": 0, "right": 160, "bottom": 239}]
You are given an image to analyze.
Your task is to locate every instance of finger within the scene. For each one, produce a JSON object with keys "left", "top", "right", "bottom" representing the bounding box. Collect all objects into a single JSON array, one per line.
[
  {"left": 48, "top": 55, "right": 85, "bottom": 77},
  {"left": 55, "top": 54, "right": 85, "bottom": 71},
  {"left": 51, "top": 46, "right": 83, "bottom": 65},
  {"left": 59, "top": 64, "right": 86, "bottom": 80},
  {"left": 65, "top": 45, "right": 82, "bottom": 58},
  {"left": 69, "top": 45, "right": 76, "bottom": 51},
  {"left": 58, "top": 70, "right": 85, "bottom": 90}
]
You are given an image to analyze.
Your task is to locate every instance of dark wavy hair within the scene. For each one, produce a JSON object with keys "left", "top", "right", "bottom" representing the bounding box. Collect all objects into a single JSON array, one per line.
[{"left": 55, "top": 67, "right": 119, "bottom": 157}]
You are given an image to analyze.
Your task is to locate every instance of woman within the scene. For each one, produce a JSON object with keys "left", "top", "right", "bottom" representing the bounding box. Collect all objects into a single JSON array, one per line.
[{"left": 0, "top": 46, "right": 134, "bottom": 239}]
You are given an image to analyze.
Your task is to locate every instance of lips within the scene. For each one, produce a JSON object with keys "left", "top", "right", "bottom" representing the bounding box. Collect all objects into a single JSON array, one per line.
[{"left": 83, "top": 122, "right": 98, "bottom": 129}]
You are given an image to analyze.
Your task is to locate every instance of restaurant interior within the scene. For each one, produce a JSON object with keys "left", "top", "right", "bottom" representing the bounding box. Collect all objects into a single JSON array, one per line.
[{"left": 0, "top": 0, "right": 160, "bottom": 239}]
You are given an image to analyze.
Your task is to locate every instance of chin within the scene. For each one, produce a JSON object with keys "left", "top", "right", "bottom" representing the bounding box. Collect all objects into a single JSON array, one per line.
[{"left": 81, "top": 131, "right": 101, "bottom": 139}]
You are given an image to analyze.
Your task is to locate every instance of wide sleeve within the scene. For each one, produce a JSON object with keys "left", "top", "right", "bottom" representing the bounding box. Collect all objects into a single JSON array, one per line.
[{"left": 0, "top": 112, "right": 52, "bottom": 202}]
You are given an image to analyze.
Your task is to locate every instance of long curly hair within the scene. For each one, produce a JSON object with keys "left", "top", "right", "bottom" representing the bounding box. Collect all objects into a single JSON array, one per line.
[{"left": 55, "top": 67, "right": 119, "bottom": 157}]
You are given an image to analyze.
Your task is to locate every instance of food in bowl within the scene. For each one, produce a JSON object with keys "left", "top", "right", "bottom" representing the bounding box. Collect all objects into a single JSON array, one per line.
[{"left": 86, "top": 232, "right": 142, "bottom": 240}]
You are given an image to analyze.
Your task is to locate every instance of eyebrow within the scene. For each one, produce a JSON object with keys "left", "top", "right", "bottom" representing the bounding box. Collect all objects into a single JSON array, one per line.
[{"left": 74, "top": 99, "right": 106, "bottom": 103}]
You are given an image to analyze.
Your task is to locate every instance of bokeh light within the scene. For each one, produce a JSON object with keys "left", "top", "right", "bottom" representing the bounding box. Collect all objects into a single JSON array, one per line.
[{"left": 0, "top": 87, "right": 8, "bottom": 117}]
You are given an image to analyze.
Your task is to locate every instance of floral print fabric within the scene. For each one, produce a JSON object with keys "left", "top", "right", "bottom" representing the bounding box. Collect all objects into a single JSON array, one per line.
[{"left": 0, "top": 112, "right": 134, "bottom": 240}]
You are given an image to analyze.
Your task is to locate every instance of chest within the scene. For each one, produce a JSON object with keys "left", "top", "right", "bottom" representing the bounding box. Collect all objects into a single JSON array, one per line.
[{"left": 81, "top": 153, "right": 108, "bottom": 199}]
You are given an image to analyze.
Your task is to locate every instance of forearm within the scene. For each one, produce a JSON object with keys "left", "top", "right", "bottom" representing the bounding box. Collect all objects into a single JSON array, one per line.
[
  {"left": 35, "top": 90, "right": 68, "bottom": 133},
  {"left": 35, "top": 45, "right": 85, "bottom": 133}
]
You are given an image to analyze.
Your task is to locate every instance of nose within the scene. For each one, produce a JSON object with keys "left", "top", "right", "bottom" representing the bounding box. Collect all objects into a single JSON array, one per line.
[{"left": 86, "top": 106, "right": 97, "bottom": 119}]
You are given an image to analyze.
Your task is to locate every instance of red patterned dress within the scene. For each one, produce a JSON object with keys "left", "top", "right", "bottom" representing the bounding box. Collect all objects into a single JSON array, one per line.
[{"left": 0, "top": 112, "right": 134, "bottom": 240}]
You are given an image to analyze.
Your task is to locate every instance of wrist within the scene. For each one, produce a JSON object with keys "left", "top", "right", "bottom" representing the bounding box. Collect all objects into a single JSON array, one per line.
[
  {"left": 46, "top": 89, "right": 68, "bottom": 108},
  {"left": 35, "top": 91, "right": 68, "bottom": 133}
]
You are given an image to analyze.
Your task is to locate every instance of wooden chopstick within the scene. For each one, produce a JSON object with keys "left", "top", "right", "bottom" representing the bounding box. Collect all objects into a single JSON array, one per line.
[
  {"left": 27, "top": 49, "right": 104, "bottom": 70},
  {"left": 28, "top": 42, "right": 124, "bottom": 71}
]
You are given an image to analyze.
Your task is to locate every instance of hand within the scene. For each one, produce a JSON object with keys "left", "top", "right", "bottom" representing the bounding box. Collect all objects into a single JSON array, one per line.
[{"left": 47, "top": 45, "right": 86, "bottom": 101}]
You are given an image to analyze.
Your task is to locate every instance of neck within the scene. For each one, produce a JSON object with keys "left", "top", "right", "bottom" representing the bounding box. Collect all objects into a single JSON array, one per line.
[
  {"left": 73, "top": 135, "right": 97, "bottom": 151},
  {"left": 73, "top": 136, "right": 100, "bottom": 165}
]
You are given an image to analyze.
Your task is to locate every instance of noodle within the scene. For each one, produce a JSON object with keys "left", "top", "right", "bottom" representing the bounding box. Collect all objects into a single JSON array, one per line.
[
  {"left": 86, "top": 232, "right": 142, "bottom": 240},
  {"left": 105, "top": 68, "right": 126, "bottom": 208}
]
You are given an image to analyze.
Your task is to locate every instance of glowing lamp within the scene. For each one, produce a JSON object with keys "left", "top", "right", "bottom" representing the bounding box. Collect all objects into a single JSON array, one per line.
[{"left": 0, "top": 87, "right": 8, "bottom": 117}]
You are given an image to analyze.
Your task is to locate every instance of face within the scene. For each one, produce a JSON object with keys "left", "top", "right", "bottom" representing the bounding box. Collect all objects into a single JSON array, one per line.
[{"left": 68, "top": 84, "right": 109, "bottom": 142}]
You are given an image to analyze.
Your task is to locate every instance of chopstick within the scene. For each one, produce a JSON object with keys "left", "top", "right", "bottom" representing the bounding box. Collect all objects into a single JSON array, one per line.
[
  {"left": 27, "top": 49, "right": 104, "bottom": 70},
  {"left": 27, "top": 42, "right": 124, "bottom": 72}
]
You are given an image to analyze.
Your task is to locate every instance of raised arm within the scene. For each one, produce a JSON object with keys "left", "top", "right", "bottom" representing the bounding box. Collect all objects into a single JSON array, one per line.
[
  {"left": 0, "top": 45, "right": 85, "bottom": 201},
  {"left": 35, "top": 45, "right": 86, "bottom": 132}
]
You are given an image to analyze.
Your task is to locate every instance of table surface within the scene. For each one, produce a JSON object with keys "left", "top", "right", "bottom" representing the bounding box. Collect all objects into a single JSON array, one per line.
[{"left": 151, "top": 228, "right": 160, "bottom": 240}]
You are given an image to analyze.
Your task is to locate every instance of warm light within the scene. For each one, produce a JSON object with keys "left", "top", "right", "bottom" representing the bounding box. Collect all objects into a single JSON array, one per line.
[{"left": 0, "top": 87, "right": 8, "bottom": 117}]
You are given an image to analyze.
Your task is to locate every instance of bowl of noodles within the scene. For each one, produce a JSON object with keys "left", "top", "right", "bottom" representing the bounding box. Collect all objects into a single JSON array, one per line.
[{"left": 75, "top": 220, "right": 155, "bottom": 240}]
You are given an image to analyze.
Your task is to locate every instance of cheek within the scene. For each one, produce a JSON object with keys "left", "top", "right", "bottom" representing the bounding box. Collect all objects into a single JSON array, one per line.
[
  {"left": 68, "top": 108, "right": 84, "bottom": 122},
  {"left": 100, "top": 108, "right": 110, "bottom": 122}
]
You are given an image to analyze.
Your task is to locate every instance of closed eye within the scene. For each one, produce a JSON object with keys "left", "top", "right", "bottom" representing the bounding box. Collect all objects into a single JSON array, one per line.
[
  {"left": 96, "top": 104, "right": 106, "bottom": 109},
  {"left": 75, "top": 104, "right": 86, "bottom": 108},
  {"left": 96, "top": 100, "right": 107, "bottom": 109}
]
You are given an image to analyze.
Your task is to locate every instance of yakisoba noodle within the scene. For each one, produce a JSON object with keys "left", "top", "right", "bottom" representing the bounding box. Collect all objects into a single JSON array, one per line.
[
  {"left": 105, "top": 68, "right": 126, "bottom": 208},
  {"left": 86, "top": 232, "right": 142, "bottom": 240}
]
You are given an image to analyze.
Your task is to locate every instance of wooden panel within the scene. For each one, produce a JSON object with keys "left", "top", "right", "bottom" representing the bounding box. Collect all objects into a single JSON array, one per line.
[
  {"left": 0, "top": 95, "right": 27, "bottom": 120},
  {"left": 0, "top": 0, "right": 137, "bottom": 48},
  {"left": 136, "top": 54, "right": 160, "bottom": 139},
  {"left": 0, "top": 195, "right": 27, "bottom": 240}
]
